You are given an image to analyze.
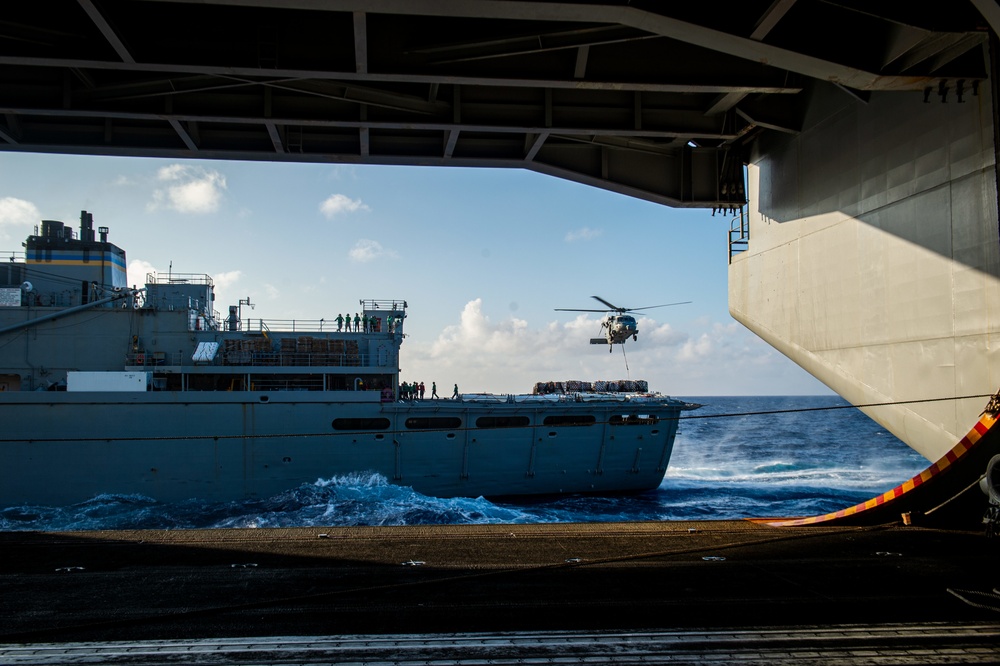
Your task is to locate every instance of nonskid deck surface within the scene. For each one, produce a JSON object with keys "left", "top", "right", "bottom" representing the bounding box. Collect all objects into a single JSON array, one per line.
[
  {"left": 5, "top": 624, "right": 1000, "bottom": 665},
  {"left": 2, "top": 520, "right": 999, "bottom": 662}
]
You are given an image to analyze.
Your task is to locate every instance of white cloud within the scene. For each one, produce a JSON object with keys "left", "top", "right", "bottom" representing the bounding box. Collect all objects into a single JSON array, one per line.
[
  {"left": 406, "top": 299, "right": 680, "bottom": 393},
  {"left": 564, "top": 226, "right": 603, "bottom": 242},
  {"left": 640, "top": 318, "right": 688, "bottom": 346},
  {"left": 213, "top": 270, "right": 243, "bottom": 291},
  {"left": 207, "top": 270, "right": 244, "bottom": 315},
  {"left": 349, "top": 238, "right": 397, "bottom": 262},
  {"left": 320, "top": 193, "right": 370, "bottom": 219},
  {"left": 147, "top": 164, "right": 227, "bottom": 213},
  {"left": 429, "top": 299, "right": 531, "bottom": 358},
  {"left": 401, "top": 299, "right": 829, "bottom": 396},
  {"left": 326, "top": 166, "right": 359, "bottom": 181},
  {"left": 0, "top": 197, "right": 40, "bottom": 240},
  {"left": 126, "top": 259, "right": 157, "bottom": 290},
  {"left": 678, "top": 332, "right": 715, "bottom": 361},
  {"left": 157, "top": 164, "right": 187, "bottom": 181}
]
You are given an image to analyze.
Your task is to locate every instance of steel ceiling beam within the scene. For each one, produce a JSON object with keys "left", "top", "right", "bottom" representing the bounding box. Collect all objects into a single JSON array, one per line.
[
  {"left": 77, "top": 0, "right": 135, "bottom": 64},
  {"left": 0, "top": 1, "right": 991, "bottom": 208},
  {"left": 138, "top": 0, "right": 986, "bottom": 91},
  {"left": 0, "top": 55, "right": 804, "bottom": 96}
]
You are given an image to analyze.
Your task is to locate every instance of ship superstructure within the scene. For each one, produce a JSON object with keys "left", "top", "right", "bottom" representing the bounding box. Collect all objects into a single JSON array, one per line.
[{"left": 0, "top": 212, "right": 693, "bottom": 506}]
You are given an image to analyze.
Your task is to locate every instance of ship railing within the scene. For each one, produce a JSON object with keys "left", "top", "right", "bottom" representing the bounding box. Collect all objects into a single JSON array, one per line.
[
  {"left": 728, "top": 208, "right": 749, "bottom": 264},
  {"left": 126, "top": 351, "right": 374, "bottom": 368},
  {"left": 360, "top": 298, "right": 407, "bottom": 312},
  {"left": 243, "top": 318, "right": 353, "bottom": 333},
  {"left": 125, "top": 351, "right": 177, "bottom": 367},
  {"left": 222, "top": 351, "right": 372, "bottom": 367},
  {"left": 249, "top": 375, "right": 325, "bottom": 392},
  {"left": 3, "top": 251, "right": 26, "bottom": 263},
  {"left": 146, "top": 272, "right": 215, "bottom": 286}
]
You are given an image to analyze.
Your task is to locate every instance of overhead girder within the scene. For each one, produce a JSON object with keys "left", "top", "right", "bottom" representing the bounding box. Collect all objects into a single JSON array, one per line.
[{"left": 0, "top": 0, "right": 990, "bottom": 207}]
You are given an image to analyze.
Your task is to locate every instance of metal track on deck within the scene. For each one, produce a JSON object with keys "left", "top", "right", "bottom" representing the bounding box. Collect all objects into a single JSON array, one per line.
[{"left": 5, "top": 624, "right": 1000, "bottom": 665}]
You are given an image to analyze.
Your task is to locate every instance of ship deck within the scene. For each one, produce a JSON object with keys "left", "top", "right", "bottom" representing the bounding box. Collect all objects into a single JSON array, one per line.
[{"left": 2, "top": 521, "right": 1000, "bottom": 663}]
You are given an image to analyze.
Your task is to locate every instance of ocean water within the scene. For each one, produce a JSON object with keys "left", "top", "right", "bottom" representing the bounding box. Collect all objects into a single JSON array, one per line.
[{"left": 0, "top": 396, "right": 929, "bottom": 532}]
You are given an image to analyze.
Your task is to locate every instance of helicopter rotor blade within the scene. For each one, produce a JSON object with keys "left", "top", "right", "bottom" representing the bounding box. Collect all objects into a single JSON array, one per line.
[
  {"left": 626, "top": 301, "right": 693, "bottom": 312},
  {"left": 591, "top": 296, "right": 623, "bottom": 311},
  {"left": 558, "top": 298, "right": 692, "bottom": 314}
]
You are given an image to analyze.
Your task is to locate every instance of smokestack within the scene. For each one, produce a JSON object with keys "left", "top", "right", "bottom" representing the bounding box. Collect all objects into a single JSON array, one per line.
[{"left": 80, "top": 210, "right": 95, "bottom": 242}]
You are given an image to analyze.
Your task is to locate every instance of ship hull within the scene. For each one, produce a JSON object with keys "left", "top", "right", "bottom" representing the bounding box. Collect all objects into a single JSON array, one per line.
[
  {"left": 0, "top": 392, "right": 683, "bottom": 506},
  {"left": 0, "top": 222, "right": 688, "bottom": 507},
  {"left": 730, "top": 80, "right": 1000, "bottom": 462}
]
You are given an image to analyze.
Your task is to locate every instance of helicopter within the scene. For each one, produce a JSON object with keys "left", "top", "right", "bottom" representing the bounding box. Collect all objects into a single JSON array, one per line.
[{"left": 555, "top": 296, "right": 691, "bottom": 352}]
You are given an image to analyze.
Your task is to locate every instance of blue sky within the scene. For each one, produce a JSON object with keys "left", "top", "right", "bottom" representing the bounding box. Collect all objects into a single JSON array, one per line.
[{"left": 0, "top": 152, "right": 829, "bottom": 396}]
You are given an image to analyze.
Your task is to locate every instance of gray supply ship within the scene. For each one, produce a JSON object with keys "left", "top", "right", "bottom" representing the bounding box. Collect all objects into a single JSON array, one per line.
[{"left": 0, "top": 211, "right": 695, "bottom": 506}]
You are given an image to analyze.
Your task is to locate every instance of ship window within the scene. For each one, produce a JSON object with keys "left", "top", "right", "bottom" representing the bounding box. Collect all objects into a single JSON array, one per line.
[
  {"left": 476, "top": 416, "right": 531, "bottom": 429},
  {"left": 405, "top": 417, "right": 462, "bottom": 430},
  {"left": 543, "top": 415, "right": 596, "bottom": 427},
  {"left": 332, "top": 418, "right": 391, "bottom": 431},
  {"left": 609, "top": 414, "right": 660, "bottom": 426}
]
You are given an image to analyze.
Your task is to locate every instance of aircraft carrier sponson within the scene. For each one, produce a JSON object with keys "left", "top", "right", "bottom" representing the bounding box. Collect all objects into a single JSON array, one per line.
[{"left": 730, "top": 75, "right": 1000, "bottom": 463}]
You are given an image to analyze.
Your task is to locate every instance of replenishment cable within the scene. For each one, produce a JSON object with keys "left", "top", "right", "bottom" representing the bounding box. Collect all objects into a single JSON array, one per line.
[{"left": 675, "top": 393, "right": 997, "bottom": 420}]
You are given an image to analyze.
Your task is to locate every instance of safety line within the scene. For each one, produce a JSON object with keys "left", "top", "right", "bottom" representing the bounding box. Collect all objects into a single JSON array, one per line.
[{"left": 675, "top": 393, "right": 996, "bottom": 420}]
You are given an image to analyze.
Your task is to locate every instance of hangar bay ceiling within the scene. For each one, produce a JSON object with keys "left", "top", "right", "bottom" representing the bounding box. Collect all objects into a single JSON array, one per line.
[{"left": 0, "top": 1, "right": 991, "bottom": 207}]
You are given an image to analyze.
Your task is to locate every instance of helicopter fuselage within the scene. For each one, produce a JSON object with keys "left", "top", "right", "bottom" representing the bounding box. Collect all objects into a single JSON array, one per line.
[
  {"left": 602, "top": 314, "right": 638, "bottom": 344},
  {"left": 560, "top": 295, "right": 688, "bottom": 351}
]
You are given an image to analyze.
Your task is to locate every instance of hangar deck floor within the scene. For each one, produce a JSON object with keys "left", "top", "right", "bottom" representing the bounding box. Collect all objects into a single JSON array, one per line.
[{"left": 2, "top": 521, "right": 1000, "bottom": 663}]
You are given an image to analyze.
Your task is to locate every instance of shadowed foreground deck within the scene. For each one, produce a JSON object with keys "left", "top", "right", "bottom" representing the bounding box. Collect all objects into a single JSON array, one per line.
[{"left": 2, "top": 521, "right": 1000, "bottom": 663}]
